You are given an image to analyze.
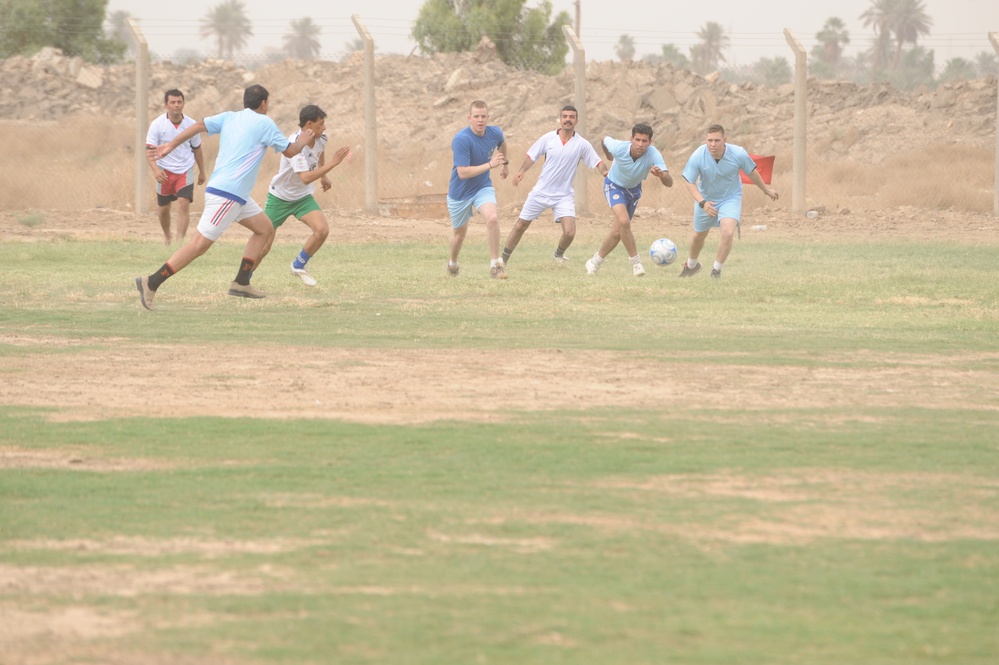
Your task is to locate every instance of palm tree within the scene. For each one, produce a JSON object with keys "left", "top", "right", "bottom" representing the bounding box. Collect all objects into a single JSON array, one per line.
[
  {"left": 814, "top": 17, "right": 850, "bottom": 69},
  {"left": 888, "top": 0, "right": 932, "bottom": 70},
  {"left": 691, "top": 22, "right": 728, "bottom": 74},
  {"left": 660, "top": 44, "right": 689, "bottom": 69},
  {"left": 200, "top": 0, "right": 252, "bottom": 61},
  {"left": 283, "top": 17, "right": 321, "bottom": 60},
  {"left": 860, "top": 0, "right": 894, "bottom": 73},
  {"left": 615, "top": 34, "right": 635, "bottom": 62},
  {"left": 975, "top": 51, "right": 998, "bottom": 78}
]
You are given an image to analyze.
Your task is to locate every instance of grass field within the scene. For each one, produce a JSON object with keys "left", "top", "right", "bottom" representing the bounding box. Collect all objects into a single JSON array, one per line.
[{"left": 1, "top": 227, "right": 998, "bottom": 664}]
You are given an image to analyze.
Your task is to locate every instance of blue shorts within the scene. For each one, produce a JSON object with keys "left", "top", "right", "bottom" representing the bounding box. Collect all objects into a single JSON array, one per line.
[
  {"left": 603, "top": 178, "right": 642, "bottom": 220},
  {"left": 694, "top": 197, "right": 742, "bottom": 232},
  {"left": 447, "top": 187, "right": 497, "bottom": 229}
]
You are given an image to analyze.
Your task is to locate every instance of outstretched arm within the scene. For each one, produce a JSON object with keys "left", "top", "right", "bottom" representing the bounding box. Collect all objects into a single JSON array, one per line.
[
  {"left": 512, "top": 154, "right": 535, "bottom": 186},
  {"left": 153, "top": 120, "right": 206, "bottom": 159},
  {"left": 298, "top": 146, "right": 351, "bottom": 187},
  {"left": 650, "top": 166, "right": 673, "bottom": 187},
  {"left": 747, "top": 169, "right": 778, "bottom": 200}
]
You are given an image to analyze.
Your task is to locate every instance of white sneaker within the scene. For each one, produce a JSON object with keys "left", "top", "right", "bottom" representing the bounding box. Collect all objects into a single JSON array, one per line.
[
  {"left": 552, "top": 254, "right": 569, "bottom": 266},
  {"left": 290, "top": 262, "right": 317, "bottom": 287},
  {"left": 585, "top": 258, "right": 600, "bottom": 275},
  {"left": 633, "top": 262, "right": 646, "bottom": 277}
]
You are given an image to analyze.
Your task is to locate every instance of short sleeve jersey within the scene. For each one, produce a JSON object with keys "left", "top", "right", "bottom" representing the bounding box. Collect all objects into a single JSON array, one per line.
[
  {"left": 268, "top": 130, "right": 328, "bottom": 202},
  {"left": 448, "top": 125, "right": 505, "bottom": 201},
  {"left": 603, "top": 137, "right": 667, "bottom": 189},
  {"left": 526, "top": 131, "right": 602, "bottom": 198},
  {"left": 203, "top": 109, "right": 290, "bottom": 204},
  {"left": 146, "top": 114, "right": 202, "bottom": 174},
  {"left": 682, "top": 143, "right": 756, "bottom": 202}
]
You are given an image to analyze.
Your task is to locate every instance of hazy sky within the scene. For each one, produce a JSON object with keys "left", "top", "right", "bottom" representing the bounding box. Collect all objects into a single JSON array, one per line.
[{"left": 109, "top": 0, "right": 999, "bottom": 66}]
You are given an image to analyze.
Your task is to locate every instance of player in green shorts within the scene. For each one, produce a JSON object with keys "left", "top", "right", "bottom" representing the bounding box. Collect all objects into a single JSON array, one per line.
[{"left": 263, "top": 105, "right": 351, "bottom": 286}]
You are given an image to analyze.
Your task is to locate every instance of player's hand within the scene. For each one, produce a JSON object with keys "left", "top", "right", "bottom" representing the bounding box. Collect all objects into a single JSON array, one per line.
[
  {"left": 767, "top": 189, "right": 779, "bottom": 201},
  {"left": 512, "top": 171, "right": 524, "bottom": 186},
  {"left": 320, "top": 176, "right": 332, "bottom": 192},
  {"left": 499, "top": 162, "right": 509, "bottom": 179},
  {"left": 489, "top": 152, "right": 506, "bottom": 169},
  {"left": 197, "top": 171, "right": 206, "bottom": 185},
  {"left": 154, "top": 169, "right": 167, "bottom": 183},
  {"left": 154, "top": 144, "right": 173, "bottom": 159},
  {"left": 329, "top": 146, "right": 351, "bottom": 168},
  {"left": 704, "top": 201, "right": 718, "bottom": 217}
]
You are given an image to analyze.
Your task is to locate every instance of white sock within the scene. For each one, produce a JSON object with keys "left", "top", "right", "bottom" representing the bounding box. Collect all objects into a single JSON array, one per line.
[
  {"left": 714, "top": 261, "right": 723, "bottom": 271},
  {"left": 491, "top": 259, "right": 502, "bottom": 268},
  {"left": 630, "top": 254, "right": 642, "bottom": 265},
  {"left": 687, "top": 258, "right": 699, "bottom": 268},
  {"left": 449, "top": 261, "right": 458, "bottom": 268},
  {"left": 592, "top": 253, "right": 604, "bottom": 266}
]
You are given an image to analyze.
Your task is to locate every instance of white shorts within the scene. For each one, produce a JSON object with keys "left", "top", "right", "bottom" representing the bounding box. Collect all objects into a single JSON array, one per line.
[
  {"left": 197, "top": 193, "right": 264, "bottom": 242},
  {"left": 519, "top": 191, "right": 575, "bottom": 223}
]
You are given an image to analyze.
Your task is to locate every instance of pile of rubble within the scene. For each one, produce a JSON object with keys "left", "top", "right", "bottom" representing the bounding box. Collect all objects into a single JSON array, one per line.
[{"left": 1, "top": 46, "right": 995, "bottom": 165}]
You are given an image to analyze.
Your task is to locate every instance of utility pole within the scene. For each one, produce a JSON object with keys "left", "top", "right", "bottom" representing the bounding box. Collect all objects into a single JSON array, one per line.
[{"left": 574, "top": 0, "right": 581, "bottom": 37}]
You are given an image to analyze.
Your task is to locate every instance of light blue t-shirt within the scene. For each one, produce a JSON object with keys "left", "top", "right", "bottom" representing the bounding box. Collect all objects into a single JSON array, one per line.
[
  {"left": 681, "top": 142, "right": 757, "bottom": 202},
  {"left": 448, "top": 125, "right": 505, "bottom": 202},
  {"left": 204, "top": 109, "right": 290, "bottom": 204},
  {"left": 603, "top": 137, "right": 667, "bottom": 189}
]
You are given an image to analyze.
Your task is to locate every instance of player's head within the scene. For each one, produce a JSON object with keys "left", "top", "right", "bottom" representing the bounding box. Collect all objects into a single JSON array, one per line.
[
  {"left": 705, "top": 124, "right": 726, "bottom": 158},
  {"left": 468, "top": 100, "right": 489, "bottom": 135},
  {"left": 559, "top": 105, "right": 578, "bottom": 130},
  {"left": 243, "top": 85, "right": 269, "bottom": 111},
  {"left": 163, "top": 89, "right": 185, "bottom": 118},
  {"left": 299, "top": 104, "right": 327, "bottom": 136},
  {"left": 299, "top": 105, "right": 326, "bottom": 127},
  {"left": 631, "top": 122, "right": 654, "bottom": 140}
]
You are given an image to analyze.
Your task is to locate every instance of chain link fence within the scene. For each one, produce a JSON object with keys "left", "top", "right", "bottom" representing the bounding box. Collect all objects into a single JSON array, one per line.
[{"left": 1, "top": 25, "right": 997, "bottom": 218}]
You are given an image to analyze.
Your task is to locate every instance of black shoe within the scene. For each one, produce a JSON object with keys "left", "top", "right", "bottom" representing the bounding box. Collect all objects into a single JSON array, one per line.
[
  {"left": 678, "top": 262, "right": 701, "bottom": 277},
  {"left": 710, "top": 268, "right": 721, "bottom": 279}
]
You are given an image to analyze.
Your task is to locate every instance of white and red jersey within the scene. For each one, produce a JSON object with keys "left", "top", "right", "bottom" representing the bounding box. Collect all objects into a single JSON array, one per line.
[
  {"left": 268, "top": 130, "right": 328, "bottom": 202},
  {"left": 146, "top": 113, "right": 201, "bottom": 174},
  {"left": 525, "top": 130, "right": 602, "bottom": 198}
]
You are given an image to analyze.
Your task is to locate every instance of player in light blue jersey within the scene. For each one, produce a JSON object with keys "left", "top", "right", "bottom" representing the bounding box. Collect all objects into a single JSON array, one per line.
[
  {"left": 135, "top": 85, "right": 313, "bottom": 310},
  {"left": 679, "top": 124, "right": 778, "bottom": 279},
  {"left": 585, "top": 123, "right": 673, "bottom": 277}
]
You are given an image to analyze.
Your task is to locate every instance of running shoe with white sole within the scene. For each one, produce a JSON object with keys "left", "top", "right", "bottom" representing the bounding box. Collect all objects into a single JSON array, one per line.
[{"left": 290, "top": 262, "right": 317, "bottom": 286}]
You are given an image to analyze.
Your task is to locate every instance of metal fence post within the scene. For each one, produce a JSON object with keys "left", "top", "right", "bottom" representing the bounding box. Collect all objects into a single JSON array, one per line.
[
  {"left": 562, "top": 25, "right": 588, "bottom": 215},
  {"left": 990, "top": 32, "right": 999, "bottom": 217},
  {"left": 126, "top": 18, "right": 149, "bottom": 215},
  {"left": 352, "top": 15, "right": 379, "bottom": 214},
  {"left": 783, "top": 28, "right": 806, "bottom": 216}
]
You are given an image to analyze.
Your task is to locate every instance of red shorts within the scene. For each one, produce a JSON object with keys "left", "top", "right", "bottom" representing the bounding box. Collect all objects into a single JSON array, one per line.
[{"left": 156, "top": 168, "right": 194, "bottom": 201}]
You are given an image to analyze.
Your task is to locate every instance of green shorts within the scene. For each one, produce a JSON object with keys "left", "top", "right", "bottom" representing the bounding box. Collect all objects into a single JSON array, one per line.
[{"left": 265, "top": 193, "right": 321, "bottom": 228}]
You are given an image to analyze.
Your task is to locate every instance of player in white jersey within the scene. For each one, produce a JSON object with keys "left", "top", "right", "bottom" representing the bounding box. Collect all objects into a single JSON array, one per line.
[
  {"left": 145, "top": 89, "right": 205, "bottom": 245},
  {"left": 262, "top": 105, "right": 351, "bottom": 287},
  {"left": 501, "top": 105, "right": 608, "bottom": 268}
]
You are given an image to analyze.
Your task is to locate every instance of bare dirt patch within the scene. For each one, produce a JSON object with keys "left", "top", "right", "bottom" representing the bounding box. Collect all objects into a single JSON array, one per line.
[{"left": 1, "top": 340, "right": 997, "bottom": 424}]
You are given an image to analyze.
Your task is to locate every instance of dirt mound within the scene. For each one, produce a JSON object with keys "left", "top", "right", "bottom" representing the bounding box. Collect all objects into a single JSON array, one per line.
[{"left": 2, "top": 47, "right": 995, "bottom": 166}]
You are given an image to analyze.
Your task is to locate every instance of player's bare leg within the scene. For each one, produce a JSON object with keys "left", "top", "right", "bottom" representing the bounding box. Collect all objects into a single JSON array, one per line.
[
  {"left": 502, "top": 218, "right": 531, "bottom": 263},
  {"left": 449, "top": 224, "right": 468, "bottom": 266},
  {"left": 239, "top": 213, "right": 277, "bottom": 269},
  {"left": 556, "top": 216, "right": 577, "bottom": 256},
  {"left": 715, "top": 218, "right": 738, "bottom": 264},
  {"left": 299, "top": 210, "right": 330, "bottom": 256},
  {"left": 157, "top": 204, "right": 172, "bottom": 245},
  {"left": 175, "top": 197, "right": 192, "bottom": 241}
]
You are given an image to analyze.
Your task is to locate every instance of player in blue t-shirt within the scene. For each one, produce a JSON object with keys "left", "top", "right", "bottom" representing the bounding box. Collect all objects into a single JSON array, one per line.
[
  {"left": 584, "top": 123, "right": 673, "bottom": 277},
  {"left": 679, "top": 124, "right": 778, "bottom": 279},
  {"left": 446, "top": 100, "right": 509, "bottom": 279},
  {"left": 135, "top": 85, "right": 313, "bottom": 310}
]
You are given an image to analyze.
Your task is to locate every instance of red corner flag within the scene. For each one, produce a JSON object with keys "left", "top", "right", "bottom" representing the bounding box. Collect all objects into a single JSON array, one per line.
[{"left": 741, "top": 154, "right": 774, "bottom": 185}]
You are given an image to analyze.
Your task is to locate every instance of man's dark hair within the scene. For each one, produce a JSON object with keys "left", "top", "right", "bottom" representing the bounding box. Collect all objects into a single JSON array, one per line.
[
  {"left": 164, "top": 89, "right": 184, "bottom": 103},
  {"left": 243, "top": 84, "right": 269, "bottom": 110},
  {"left": 299, "top": 104, "right": 327, "bottom": 127},
  {"left": 561, "top": 105, "right": 578, "bottom": 115},
  {"left": 631, "top": 122, "right": 654, "bottom": 139},
  {"left": 706, "top": 123, "right": 726, "bottom": 136}
]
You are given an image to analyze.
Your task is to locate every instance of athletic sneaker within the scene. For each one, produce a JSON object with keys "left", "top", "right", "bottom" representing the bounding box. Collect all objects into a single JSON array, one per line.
[
  {"left": 552, "top": 253, "right": 569, "bottom": 266},
  {"left": 711, "top": 268, "right": 721, "bottom": 279},
  {"left": 679, "top": 262, "right": 702, "bottom": 278},
  {"left": 447, "top": 263, "right": 460, "bottom": 277},
  {"left": 134, "top": 276, "right": 156, "bottom": 311},
  {"left": 228, "top": 282, "right": 266, "bottom": 299},
  {"left": 290, "top": 262, "right": 317, "bottom": 287},
  {"left": 585, "top": 258, "right": 600, "bottom": 275},
  {"left": 633, "top": 262, "right": 646, "bottom": 277},
  {"left": 490, "top": 264, "right": 508, "bottom": 279}
]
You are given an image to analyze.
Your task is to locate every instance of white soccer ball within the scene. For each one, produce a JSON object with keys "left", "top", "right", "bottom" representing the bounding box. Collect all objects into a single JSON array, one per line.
[{"left": 649, "top": 238, "right": 677, "bottom": 266}]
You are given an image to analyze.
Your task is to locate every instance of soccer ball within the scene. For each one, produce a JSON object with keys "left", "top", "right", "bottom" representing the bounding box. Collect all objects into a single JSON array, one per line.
[{"left": 649, "top": 238, "right": 677, "bottom": 266}]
